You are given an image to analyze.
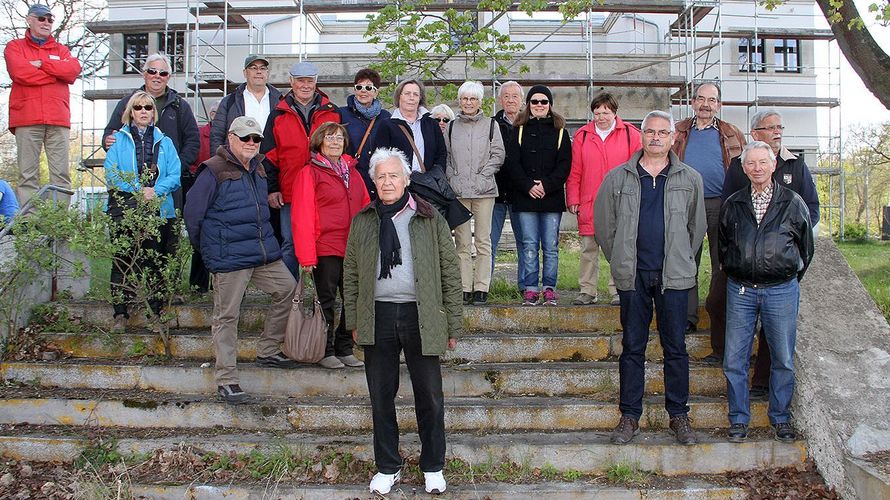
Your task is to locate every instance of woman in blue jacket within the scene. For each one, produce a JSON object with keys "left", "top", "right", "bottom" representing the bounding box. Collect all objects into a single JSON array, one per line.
[
  {"left": 104, "top": 90, "right": 182, "bottom": 331},
  {"left": 338, "top": 68, "right": 391, "bottom": 200}
]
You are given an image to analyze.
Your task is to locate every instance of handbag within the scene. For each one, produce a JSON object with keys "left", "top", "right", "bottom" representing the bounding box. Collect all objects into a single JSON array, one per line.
[{"left": 283, "top": 271, "right": 327, "bottom": 363}]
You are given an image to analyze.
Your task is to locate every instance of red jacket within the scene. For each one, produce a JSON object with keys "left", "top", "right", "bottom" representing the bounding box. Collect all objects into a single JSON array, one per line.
[
  {"left": 4, "top": 31, "right": 81, "bottom": 132},
  {"left": 262, "top": 90, "right": 339, "bottom": 203},
  {"left": 292, "top": 153, "right": 370, "bottom": 266},
  {"left": 566, "top": 117, "right": 642, "bottom": 235},
  {"left": 191, "top": 123, "right": 212, "bottom": 174}
]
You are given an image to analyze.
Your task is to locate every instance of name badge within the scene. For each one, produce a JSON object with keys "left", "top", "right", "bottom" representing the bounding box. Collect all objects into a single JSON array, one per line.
[
  {"left": 49, "top": 55, "right": 60, "bottom": 60},
  {"left": 783, "top": 174, "right": 792, "bottom": 184}
]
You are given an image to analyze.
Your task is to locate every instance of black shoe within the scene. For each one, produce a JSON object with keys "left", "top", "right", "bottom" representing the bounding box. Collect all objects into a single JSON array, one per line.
[
  {"left": 750, "top": 385, "right": 769, "bottom": 399},
  {"left": 463, "top": 292, "right": 473, "bottom": 305},
  {"left": 217, "top": 384, "right": 249, "bottom": 404},
  {"left": 702, "top": 353, "right": 722, "bottom": 366},
  {"left": 472, "top": 291, "right": 488, "bottom": 305},
  {"left": 727, "top": 423, "right": 748, "bottom": 443},
  {"left": 685, "top": 322, "right": 697, "bottom": 334},
  {"left": 774, "top": 422, "right": 796, "bottom": 443},
  {"left": 256, "top": 352, "right": 298, "bottom": 369}
]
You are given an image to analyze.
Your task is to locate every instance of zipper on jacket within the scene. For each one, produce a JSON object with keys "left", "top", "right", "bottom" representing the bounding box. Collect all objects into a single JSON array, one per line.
[{"left": 245, "top": 167, "right": 268, "bottom": 264}]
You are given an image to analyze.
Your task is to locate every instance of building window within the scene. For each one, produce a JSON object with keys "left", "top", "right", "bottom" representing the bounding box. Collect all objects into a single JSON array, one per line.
[
  {"left": 159, "top": 31, "right": 186, "bottom": 73},
  {"left": 738, "top": 38, "right": 766, "bottom": 73},
  {"left": 123, "top": 33, "right": 148, "bottom": 74},
  {"left": 774, "top": 39, "right": 801, "bottom": 73}
]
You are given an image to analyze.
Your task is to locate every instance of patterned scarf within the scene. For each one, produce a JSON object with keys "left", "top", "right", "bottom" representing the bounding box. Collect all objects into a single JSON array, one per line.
[
  {"left": 354, "top": 98, "right": 383, "bottom": 121},
  {"left": 313, "top": 152, "right": 350, "bottom": 188}
]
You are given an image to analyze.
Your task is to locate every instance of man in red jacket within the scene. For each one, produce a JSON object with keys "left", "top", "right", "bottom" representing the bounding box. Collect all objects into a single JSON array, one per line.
[
  {"left": 4, "top": 4, "right": 81, "bottom": 207},
  {"left": 260, "top": 61, "right": 340, "bottom": 278}
]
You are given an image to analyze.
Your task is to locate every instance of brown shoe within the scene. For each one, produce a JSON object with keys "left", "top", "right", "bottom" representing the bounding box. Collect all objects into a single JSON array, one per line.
[
  {"left": 669, "top": 414, "right": 697, "bottom": 445},
  {"left": 610, "top": 415, "right": 640, "bottom": 444}
]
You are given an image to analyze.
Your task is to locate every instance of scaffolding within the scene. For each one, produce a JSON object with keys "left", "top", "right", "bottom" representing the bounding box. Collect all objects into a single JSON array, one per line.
[{"left": 78, "top": 0, "right": 844, "bottom": 232}]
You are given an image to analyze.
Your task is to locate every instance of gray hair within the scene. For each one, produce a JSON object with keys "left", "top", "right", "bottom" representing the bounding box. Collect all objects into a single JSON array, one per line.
[
  {"left": 641, "top": 110, "right": 675, "bottom": 132},
  {"left": 429, "top": 104, "right": 455, "bottom": 121},
  {"left": 498, "top": 81, "right": 523, "bottom": 99},
  {"left": 369, "top": 147, "right": 412, "bottom": 180},
  {"left": 740, "top": 141, "right": 777, "bottom": 164},
  {"left": 458, "top": 81, "right": 484, "bottom": 101},
  {"left": 142, "top": 53, "right": 172, "bottom": 73},
  {"left": 693, "top": 81, "right": 721, "bottom": 101},
  {"left": 750, "top": 110, "right": 782, "bottom": 131}
]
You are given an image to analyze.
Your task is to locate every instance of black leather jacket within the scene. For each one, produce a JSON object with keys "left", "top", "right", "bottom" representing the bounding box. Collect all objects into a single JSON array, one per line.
[{"left": 718, "top": 181, "right": 814, "bottom": 287}]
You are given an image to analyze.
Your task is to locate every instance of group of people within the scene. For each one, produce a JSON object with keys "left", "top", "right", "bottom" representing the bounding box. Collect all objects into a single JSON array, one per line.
[{"left": 6, "top": 6, "right": 818, "bottom": 494}]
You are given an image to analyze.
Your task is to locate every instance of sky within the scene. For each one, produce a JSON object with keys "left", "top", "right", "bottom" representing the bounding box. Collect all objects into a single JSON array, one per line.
[{"left": 839, "top": 0, "right": 890, "bottom": 128}]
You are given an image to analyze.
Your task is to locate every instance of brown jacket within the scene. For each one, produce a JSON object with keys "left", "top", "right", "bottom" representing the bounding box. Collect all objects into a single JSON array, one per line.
[{"left": 672, "top": 117, "right": 746, "bottom": 171}]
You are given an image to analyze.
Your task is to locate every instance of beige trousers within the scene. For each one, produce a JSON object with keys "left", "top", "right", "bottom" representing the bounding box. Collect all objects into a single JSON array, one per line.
[
  {"left": 579, "top": 235, "right": 617, "bottom": 298},
  {"left": 212, "top": 260, "right": 297, "bottom": 385},
  {"left": 15, "top": 124, "right": 71, "bottom": 207},
  {"left": 454, "top": 197, "right": 495, "bottom": 292}
]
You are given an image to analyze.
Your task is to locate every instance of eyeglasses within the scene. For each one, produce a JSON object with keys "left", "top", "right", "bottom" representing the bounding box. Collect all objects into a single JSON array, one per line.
[
  {"left": 694, "top": 96, "right": 719, "bottom": 104},
  {"left": 460, "top": 97, "right": 479, "bottom": 102},
  {"left": 529, "top": 99, "right": 550, "bottom": 105},
  {"left": 433, "top": 117, "right": 450, "bottom": 123},
  {"left": 132, "top": 104, "right": 154, "bottom": 111},
  {"left": 643, "top": 129, "right": 671, "bottom": 138},
  {"left": 753, "top": 125, "right": 785, "bottom": 132},
  {"left": 246, "top": 65, "right": 268, "bottom": 71},
  {"left": 354, "top": 84, "right": 378, "bottom": 92},
  {"left": 324, "top": 134, "right": 345, "bottom": 142},
  {"left": 237, "top": 135, "right": 262, "bottom": 144},
  {"left": 145, "top": 68, "right": 171, "bottom": 77},
  {"left": 31, "top": 14, "right": 54, "bottom": 23}
]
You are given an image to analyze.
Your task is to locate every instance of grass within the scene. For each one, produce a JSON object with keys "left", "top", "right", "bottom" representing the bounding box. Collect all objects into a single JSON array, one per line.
[{"left": 836, "top": 240, "right": 890, "bottom": 321}]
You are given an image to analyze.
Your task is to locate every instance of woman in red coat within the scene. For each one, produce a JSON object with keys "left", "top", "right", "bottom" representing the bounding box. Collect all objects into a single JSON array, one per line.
[
  {"left": 293, "top": 122, "right": 370, "bottom": 369},
  {"left": 566, "top": 92, "right": 641, "bottom": 306}
]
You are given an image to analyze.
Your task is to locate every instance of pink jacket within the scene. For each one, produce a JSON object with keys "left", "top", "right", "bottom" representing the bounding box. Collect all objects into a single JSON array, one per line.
[{"left": 566, "top": 117, "right": 641, "bottom": 235}]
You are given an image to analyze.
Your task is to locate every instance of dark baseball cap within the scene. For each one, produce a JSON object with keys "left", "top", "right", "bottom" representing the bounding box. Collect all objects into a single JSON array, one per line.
[{"left": 244, "top": 55, "right": 269, "bottom": 69}]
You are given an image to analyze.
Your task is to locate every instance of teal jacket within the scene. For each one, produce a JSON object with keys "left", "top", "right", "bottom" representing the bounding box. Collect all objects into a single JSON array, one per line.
[
  {"left": 343, "top": 196, "right": 462, "bottom": 356},
  {"left": 593, "top": 150, "right": 706, "bottom": 291},
  {"left": 103, "top": 127, "right": 181, "bottom": 219}
]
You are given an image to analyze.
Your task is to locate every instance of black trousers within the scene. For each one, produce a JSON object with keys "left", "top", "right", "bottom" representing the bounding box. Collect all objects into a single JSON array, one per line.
[
  {"left": 312, "top": 256, "right": 354, "bottom": 357},
  {"left": 363, "top": 301, "right": 446, "bottom": 474},
  {"left": 110, "top": 215, "right": 177, "bottom": 318},
  {"left": 181, "top": 174, "right": 210, "bottom": 293}
]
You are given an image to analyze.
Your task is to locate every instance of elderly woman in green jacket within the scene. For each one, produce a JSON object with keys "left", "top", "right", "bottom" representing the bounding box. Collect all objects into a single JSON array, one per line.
[{"left": 344, "top": 147, "right": 462, "bottom": 496}]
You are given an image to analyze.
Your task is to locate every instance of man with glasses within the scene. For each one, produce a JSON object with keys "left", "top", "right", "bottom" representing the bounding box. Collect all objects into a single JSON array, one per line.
[
  {"left": 261, "top": 61, "right": 340, "bottom": 278},
  {"left": 721, "top": 110, "right": 819, "bottom": 400},
  {"left": 4, "top": 4, "right": 81, "bottom": 207},
  {"left": 210, "top": 55, "right": 282, "bottom": 153},
  {"left": 671, "top": 82, "right": 746, "bottom": 362},
  {"left": 184, "top": 116, "right": 297, "bottom": 405},
  {"left": 491, "top": 81, "right": 525, "bottom": 293},
  {"left": 595, "top": 110, "right": 706, "bottom": 446},
  {"left": 104, "top": 52, "right": 200, "bottom": 215}
]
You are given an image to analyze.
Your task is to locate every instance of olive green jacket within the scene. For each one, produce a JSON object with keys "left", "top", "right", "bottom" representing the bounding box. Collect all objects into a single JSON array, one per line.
[{"left": 343, "top": 196, "right": 462, "bottom": 355}]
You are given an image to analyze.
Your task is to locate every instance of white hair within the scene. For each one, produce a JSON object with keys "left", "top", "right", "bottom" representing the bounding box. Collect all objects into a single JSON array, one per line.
[
  {"left": 458, "top": 81, "right": 484, "bottom": 101},
  {"left": 750, "top": 110, "right": 782, "bottom": 131},
  {"left": 369, "top": 147, "right": 412, "bottom": 180},
  {"left": 498, "top": 81, "right": 523, "bottom": 99},
  {"left": 429, "top": 104, "right": 455, "bottom": 120},
  {"left": 142, "top": 53, "right": 172, "bottom": 73},
  {"left": 641, "top": 110, "right": 675, "bottom": 132},
  {"left": 740, "top": 141, "right": 777, "bottom": 164}
]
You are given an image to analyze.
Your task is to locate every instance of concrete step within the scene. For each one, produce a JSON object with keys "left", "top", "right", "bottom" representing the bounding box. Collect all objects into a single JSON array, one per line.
[
  {"left": 54, "top": 300, "right": 711, "bottom": 333},
  {"left": 0, "top": 360, "right": 730, "bottom": 398},
  {"left": 0, "top": 428, "right": 804, "bottom": 476},
  {"left": 0, "top": 387, "right": 769, "bottom": 431},
  {"left": 42, "top": 330, "right": 719, "bottom": 363}
]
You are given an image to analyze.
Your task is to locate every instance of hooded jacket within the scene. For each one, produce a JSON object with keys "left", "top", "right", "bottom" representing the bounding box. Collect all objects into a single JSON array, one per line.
[
  {"left": 103, "top": 126, "right": 181, "bottom": 219},
  {"left": 444, "top": 111, "right": 505, "bottom": 199}
]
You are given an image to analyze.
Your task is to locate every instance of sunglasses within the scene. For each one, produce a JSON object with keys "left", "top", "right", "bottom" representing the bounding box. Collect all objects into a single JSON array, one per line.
[
  {"left": 132, "top": 104, "right": 154, "bottom": 111},
  {"left": 434, "top": 117, "right": 451, "bottom": 123},
  {"left": 145, "top": 68, "right": 171, "bottom": 77},
  {"left": 354, "top": 84, "right": 378, "bottom": 92},
  {"left": 529, "top": 99, "right": 550, "bottom": 105},
  {"left": 32, "top": 14, "right": 54, "bottom": 23},
  {"left": 237, "top": 135, "right": 262, "bottom": 144}
]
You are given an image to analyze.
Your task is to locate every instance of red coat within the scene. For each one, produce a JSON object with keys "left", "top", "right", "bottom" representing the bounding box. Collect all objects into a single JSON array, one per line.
[
  {"left": 4, "top": 30, "right": 81, "bottom": 132},
  {"left": 566, "top": 117, "right": 642, "bottom": 235},
  {"left": 191, "top": 123, "right": 212, "bottom": 174},
  {"left": 292, "top": 154, "right": 370, "bottom": 266},
  {"left": 263, "top": 90, "right": 339, "bottom": 203}
]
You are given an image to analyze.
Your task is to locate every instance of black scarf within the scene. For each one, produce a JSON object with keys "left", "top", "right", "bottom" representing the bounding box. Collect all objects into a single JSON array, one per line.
[
  {"left": 130, "top": 124, "right": 155, "bottom": 176},
  {"left": 375, "top": 190, "right": 410, "bottom": 280}
]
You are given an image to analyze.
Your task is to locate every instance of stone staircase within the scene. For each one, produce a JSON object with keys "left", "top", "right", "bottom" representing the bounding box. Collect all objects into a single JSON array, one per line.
[{"left": 0, "top": 300, "right": 805, "bottom": 498}]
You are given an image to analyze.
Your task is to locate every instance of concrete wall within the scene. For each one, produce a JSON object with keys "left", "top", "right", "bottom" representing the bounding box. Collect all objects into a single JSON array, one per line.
[{"left": 796, "top": 238, "right": 890, "bottom": 498}]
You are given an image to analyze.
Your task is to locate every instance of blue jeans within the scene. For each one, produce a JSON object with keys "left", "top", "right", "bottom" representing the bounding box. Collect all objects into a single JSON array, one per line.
[
  {"left": 516, "top": 211, "right": 561, "bottom": 292},
  {"left": 279, "top": 203, "right": 299, "bottom": 279},
  {"left": 490, "top": 202, "right": 525, "bottom": 288},
  {"left": 618, "top": 269, "right": 690, "bottom": 419},
  {"left": 724, "top": 277, "right": 799, "bottom": 425}
]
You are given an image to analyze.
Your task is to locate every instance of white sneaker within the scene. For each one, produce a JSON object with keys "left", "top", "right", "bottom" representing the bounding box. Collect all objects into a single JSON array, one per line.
[
  {"left": 369, "top": 470, "right": 400, "bottom": 495},
  {"left": 424, "top": 470, "right": 447, "bottom": 494}
]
